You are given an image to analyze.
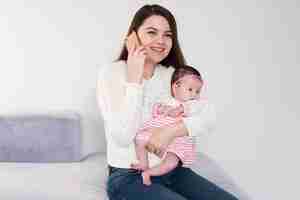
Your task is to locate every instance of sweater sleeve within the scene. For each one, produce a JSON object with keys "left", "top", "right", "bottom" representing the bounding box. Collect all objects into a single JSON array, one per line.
[
  {"left": 182, "top": 100, "right": 205, "bottom": 116},
  {"left": 182, "top": 101, "right": 216, "bottom": 140},
  {"left": 96, "top": 63, "right": 144, "bottom": 147}
]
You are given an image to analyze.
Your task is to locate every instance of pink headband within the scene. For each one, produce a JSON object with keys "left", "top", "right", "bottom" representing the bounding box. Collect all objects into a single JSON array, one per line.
[{"left": 177, "top": 74, "right": 202, "bottom": 83}]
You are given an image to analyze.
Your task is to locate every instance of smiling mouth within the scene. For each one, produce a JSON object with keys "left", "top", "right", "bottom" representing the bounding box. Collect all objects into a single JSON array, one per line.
[{"left": 150, "top": 47, "right": 165, "bottom": 53}]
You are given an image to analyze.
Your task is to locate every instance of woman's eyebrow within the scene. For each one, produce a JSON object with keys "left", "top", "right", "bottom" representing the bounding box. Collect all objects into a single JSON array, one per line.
[{"left": 145, "top": 27, "right": 172, "bottom": 33}]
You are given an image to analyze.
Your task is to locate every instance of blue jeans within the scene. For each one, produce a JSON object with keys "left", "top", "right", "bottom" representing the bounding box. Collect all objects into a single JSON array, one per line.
[{"left": 107, "top": 164, "right": 239, "bottom": 200}]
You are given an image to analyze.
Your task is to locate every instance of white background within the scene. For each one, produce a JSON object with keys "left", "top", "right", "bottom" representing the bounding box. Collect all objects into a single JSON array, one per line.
[{"left": 0, "top": 0, "right": 299, "bottom": 199}]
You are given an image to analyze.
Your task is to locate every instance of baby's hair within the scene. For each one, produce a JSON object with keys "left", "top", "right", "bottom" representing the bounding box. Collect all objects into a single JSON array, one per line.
[
  {"left": 170, "top": 65, "right": 203, "bottom": 96},
  {"left": 171, "top": 65, "right": 203, "bottom": 85}
]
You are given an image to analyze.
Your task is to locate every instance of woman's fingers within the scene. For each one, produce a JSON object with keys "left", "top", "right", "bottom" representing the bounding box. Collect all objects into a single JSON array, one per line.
[
  {"left": 148, "top": 145, "right": 164, "bottom": 158},
  {"left": 133, "top": 46, "right": 147, "bottom": 56},
  {"left": 146, "top": 142, "right": 158, "bottom": 152},
  {"left": 146, "top": 144, "right": 164, "bottom": 158},
  {"left": 127, "top": 32, "right": 160, "bottom": 55},
  {"left": 154, "top": 148, "right": 164, "bottom": 157},
  {"left": 145, "top": 143, "right": 154, "bottom": 153},
  {"left": 128, "top": 45, "right": 146, "bottom": 60},
  {"left": 146, "top": 141, "right": 162, "bottom": 155}
]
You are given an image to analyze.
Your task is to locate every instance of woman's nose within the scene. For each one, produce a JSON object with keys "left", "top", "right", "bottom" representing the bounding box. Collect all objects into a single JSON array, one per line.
[{"left": 156, "top": 35, "right": 165, "bottom": 44}]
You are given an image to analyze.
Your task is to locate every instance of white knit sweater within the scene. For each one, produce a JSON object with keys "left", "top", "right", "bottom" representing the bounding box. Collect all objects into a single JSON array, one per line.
[{"left": 96, "top": 61, "right": 216, "bottom": 168}]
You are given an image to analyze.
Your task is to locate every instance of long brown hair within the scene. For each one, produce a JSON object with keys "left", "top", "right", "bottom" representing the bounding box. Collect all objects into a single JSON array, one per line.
[{"left": 117, "top": 4, "right": 186, "bottom": 69}]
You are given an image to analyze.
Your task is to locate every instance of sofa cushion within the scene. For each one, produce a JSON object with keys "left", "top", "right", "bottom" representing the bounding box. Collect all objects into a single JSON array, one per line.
[
  {"left": 0, "top": 161, "right": 80, "bottom": 199},
  {"left": 0, "top": 112, "right": 81, "bottom": 162}
]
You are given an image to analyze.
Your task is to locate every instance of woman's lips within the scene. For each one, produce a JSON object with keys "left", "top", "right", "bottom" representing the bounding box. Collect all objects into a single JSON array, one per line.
[{"left": 150, "top": 46, "right": 165, "bottom": 53}]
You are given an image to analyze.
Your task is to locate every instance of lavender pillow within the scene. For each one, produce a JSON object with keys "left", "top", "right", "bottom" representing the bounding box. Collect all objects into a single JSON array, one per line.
[{"left": 0, "top": 112, "right": 81, "bottom": 162}]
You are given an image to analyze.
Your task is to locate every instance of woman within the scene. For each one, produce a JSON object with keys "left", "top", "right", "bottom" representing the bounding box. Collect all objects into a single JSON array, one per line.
[{"left": 97, "top": 4, "right": 239, "bottom": 200}]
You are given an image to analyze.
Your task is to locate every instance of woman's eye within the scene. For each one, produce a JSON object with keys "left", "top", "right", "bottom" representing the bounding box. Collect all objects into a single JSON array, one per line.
[
  {"left": 165, "top": 34, "right": 172, "bottom": 38},
  {"left": 148, "top": 31, "right": 156, "bottom": 35}
]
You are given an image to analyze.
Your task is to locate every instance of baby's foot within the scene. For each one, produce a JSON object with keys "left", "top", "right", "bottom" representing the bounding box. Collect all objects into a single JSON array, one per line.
[
  {"left": 130, "top": 163, "right": 147, "bottom": 171},
  {"left": 142, "top": 171, "right": 152, "bottom": 186}
]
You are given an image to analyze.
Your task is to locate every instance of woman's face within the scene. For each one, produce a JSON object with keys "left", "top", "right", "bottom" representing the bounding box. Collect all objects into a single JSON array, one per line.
[{"left": 137, "top": 15, "right": 173, "bottom": 64}]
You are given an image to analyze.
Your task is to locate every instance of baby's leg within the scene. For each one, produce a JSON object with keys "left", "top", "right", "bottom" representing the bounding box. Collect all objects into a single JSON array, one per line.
[
  {"left": 132, "top": 138, "right": 149, "bottom": 171},
  {"left": 142, "top": 152, "right": 180, "bottom": 185}
]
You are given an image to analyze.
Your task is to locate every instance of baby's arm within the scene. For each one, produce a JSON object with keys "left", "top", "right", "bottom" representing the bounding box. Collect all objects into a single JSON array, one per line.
[
  {"left": 162, "top": 100, "right": 204, "bottom": 118},
  {"left": 164, "top": 104, "right": 184, "bottom": 118},
  {"left": 152, "top": 103, "right": 162, "bottom": 118},
  {"left": 152, "top": 102, "right": 174, "bottom": 118}
]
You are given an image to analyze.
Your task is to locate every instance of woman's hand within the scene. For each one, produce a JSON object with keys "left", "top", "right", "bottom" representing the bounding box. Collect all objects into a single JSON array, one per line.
[
  {"left": 126, "top": 31, "right": 146, "bottom": 84},
  {"left": 146, "top": 121, "right": 189, "bottom": 157},
  {"left": 145, "top": 126, "right": 175, "bottom": 158}
]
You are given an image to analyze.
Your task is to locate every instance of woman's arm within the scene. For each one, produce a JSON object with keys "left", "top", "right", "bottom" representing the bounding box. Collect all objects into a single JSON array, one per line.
[
  {"left": 182, "top": 102, "right": 216, "bottom": 138},
  {"left": 97, "top": 63, "right": 144, "bottom": 147},
  {"left": 146, "top": 120, "right": 188, "bottom": 155},
  {"left": 146, "top": 102, "right": 216, "bottom": 155}
]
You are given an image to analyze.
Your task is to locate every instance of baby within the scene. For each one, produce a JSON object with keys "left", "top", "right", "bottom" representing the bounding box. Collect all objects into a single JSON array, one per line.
[{"left": 132, "top": 65, "right": 205, "bottom": 185}]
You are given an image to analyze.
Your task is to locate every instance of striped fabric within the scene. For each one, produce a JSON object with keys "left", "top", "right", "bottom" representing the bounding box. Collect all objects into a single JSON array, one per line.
[{"left": 136, "top": 104, "right": 196, "bottom": 167}]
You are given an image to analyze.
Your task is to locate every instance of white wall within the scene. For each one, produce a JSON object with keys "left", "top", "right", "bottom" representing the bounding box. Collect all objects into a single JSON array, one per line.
[{"left": 0, "top": 0, "right": 299, "bottom": 199}]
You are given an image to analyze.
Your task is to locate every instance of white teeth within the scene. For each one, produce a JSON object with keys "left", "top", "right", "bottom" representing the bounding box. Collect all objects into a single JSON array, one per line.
[{"left": 150, "top": 47, "right": 164, "bottom": 53}]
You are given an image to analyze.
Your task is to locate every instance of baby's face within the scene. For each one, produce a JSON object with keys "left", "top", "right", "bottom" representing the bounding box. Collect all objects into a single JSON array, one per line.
[{"left": 172, "top": 76, "right": 203, "bottom": 102}]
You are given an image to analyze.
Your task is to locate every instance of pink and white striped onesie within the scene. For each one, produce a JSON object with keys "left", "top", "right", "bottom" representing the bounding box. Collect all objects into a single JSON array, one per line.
[{"left": 135, "top": 99, "right": 196, "bottom": 167}]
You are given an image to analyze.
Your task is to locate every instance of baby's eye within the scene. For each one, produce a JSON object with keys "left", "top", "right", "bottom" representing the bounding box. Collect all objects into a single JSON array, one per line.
[
  {"left": 196, "top": 90, "right": 200, "bottom": 94},
  {"left": 188, "top": 88, "right": 193, "bottom": 92}
]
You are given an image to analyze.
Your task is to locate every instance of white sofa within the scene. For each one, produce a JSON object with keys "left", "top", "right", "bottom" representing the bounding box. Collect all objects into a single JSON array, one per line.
[
  {"left": 0, "top": 112, "right": 82, "bottom": 199},
  {"left": 81, "top": 152, "right": 251, "bottom": 200},
  {"left": 0, "top": 112, "right": 251, "bottom": 200}
]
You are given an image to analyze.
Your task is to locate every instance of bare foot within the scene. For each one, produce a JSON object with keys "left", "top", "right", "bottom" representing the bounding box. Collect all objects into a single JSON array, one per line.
[
  {"left": 130, "top": 163, "right": 147, "bottom": 171},
  {"left": 142, "top": 171, "right": 152, "bottom": 186}
]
